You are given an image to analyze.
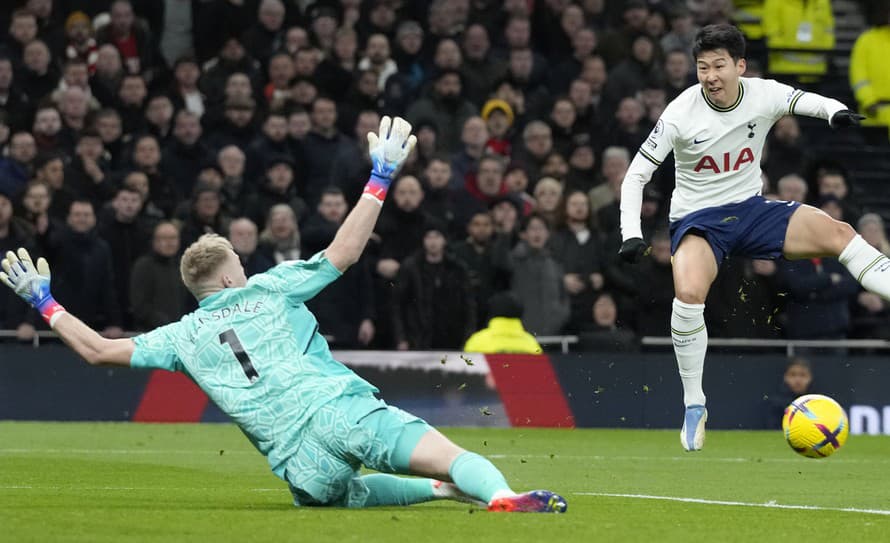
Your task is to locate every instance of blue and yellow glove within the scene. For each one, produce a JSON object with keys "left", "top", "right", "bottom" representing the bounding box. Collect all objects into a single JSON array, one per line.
[
  {"left": 362, "top": 115, "right": 417, "bottom": 205},
  {"left": 0, "top": 248, "right": 67, "bottom": 326}
]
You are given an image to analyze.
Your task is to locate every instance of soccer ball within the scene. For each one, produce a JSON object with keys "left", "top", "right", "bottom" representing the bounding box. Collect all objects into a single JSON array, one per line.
[{"left": 782, "top": 394, "right": 849, "bottom": 458}]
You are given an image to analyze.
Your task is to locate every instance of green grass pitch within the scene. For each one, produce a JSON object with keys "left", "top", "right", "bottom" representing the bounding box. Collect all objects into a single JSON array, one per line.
[{"left": 1, "top": 422, "right": 889, "bottom": 542}]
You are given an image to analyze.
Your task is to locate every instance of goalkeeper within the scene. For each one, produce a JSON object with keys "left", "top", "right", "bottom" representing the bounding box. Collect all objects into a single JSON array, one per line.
[{"left": 1, "top": 117, "right": 566, "bottom": 514}]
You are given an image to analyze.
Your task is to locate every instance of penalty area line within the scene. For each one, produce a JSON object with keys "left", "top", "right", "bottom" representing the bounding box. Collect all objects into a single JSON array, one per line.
[{"left": 575, "top": 492, "right": 890, "bottom": 516}]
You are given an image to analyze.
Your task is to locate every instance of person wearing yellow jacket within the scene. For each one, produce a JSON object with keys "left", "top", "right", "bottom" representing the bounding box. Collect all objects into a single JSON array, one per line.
[
  {"left": 763, "top": 0, "right": 834, "bottom": 78},
  {"left": 850, "top": 19, "right": 890, "bottom": 137},
  {"left": 463, "top": 292, "right": 542, "bottom": 354}
]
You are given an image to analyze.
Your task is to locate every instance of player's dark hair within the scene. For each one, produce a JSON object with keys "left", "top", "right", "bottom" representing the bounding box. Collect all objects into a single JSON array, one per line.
[{"left": 692, "top": 24, "right": 746, "bottom": 62}]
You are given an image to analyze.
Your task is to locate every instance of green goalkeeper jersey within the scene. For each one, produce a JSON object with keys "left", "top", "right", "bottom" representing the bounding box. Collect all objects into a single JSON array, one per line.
[{"left": 130, "top": 252, "right": 378, "bottom": 478}]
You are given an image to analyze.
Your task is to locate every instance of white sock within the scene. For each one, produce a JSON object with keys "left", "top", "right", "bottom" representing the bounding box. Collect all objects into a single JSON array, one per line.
[
  {"left": 671, "top": 298, "right": 708, "bottom": 407},
  {"left": 839, "top": 234, "right": 890, "bottom": 300}
]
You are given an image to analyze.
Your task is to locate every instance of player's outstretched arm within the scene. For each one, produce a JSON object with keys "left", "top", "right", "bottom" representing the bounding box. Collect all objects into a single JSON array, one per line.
[
  {"left": 618, "top": 153, "right": 661, "bottom": 263},
  {"left": 785, "top": 87, "right": 865, "bottom": 128},
  {"left": 326, "top": 116, "right": 416, "bottom": 272},
  {"left": 0, "top": 249, "right": 133, "bottom": 366}
]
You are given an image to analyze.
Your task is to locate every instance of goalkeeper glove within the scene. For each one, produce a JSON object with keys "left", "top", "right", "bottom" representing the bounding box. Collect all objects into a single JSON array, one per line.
[
  {"left": 0, "top": 248, "right": 66, "bottom": 326},
  {"left": 363, "top": 116, "right": 417, "bottom": 205},
  {"left": 830, "top": 110, "right": 865, "bottom": 129},
  {"left": 618, "top": 237, "right": 650, "bottom": 264}
]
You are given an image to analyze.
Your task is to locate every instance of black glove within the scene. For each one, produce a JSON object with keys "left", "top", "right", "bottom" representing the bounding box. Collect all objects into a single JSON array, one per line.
[
  {"left": 618, "top": 237, "right": 650, "bottom": 263},
  {"left": 830, "top": 110, "right": 866, "bottom": 129}
]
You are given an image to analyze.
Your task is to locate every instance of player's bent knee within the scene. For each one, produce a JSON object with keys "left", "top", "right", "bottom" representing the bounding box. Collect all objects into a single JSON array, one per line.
[
  {"left": 830, "top": 220, "right": 856, "bottom": 253},
  {"left": 674, "top": 286, "right": 708, "bottom": 305}
]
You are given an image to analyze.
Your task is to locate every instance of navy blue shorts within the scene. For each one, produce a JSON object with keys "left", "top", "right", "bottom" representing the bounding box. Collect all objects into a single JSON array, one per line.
[{"left": 669, "top": 195, "right": 801, "bottom": 264}]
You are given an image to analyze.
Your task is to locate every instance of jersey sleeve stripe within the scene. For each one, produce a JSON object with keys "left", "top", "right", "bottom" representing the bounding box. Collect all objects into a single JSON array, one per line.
[
  {"left": 789, "top": 91, "right": 806, "bottom": 114},
  {"left": 638, "top": 148, "right": 662, "bottom": 166}
]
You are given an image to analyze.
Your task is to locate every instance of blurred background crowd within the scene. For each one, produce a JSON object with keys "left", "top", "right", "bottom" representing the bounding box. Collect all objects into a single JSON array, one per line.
[{"left": 1, "top": 0, "right": 889, "bottom": 351}]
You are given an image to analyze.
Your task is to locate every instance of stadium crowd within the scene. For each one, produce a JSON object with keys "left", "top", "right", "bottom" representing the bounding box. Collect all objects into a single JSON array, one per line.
[{"left": 1, "top": 0, "right": 889, "bottom": 351}]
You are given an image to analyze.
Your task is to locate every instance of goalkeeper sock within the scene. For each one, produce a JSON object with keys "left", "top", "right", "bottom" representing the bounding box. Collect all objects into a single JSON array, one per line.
[
  {"left": 840, "top": 234, "right": 890, "bottom": 300},
  {"left": 671, "top": 298, "right": 708, "bottom": 407},
  {"left": 448, "top": 452, "right": 514, "bottom": 504},
  {"left": 361, "top": 173, "right": 392, "bottom": 205},
  {"left": 352, "top": 474, "right": 436, "bottom": 507}
]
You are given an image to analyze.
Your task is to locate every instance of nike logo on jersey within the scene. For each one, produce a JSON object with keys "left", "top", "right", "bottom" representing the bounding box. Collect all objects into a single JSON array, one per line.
[{"left": 693, "top": 137, "right": 711, "bottom": 144}]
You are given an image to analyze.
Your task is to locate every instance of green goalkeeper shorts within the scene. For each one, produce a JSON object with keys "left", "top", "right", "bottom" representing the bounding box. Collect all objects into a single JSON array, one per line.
[{"left": 284, "top": 393, "right": 433, "bottom": 507}]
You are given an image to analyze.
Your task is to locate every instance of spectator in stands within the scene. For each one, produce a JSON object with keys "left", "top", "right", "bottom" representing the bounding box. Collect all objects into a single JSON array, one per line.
[
  {"left": 179, "top": 184, "right": 228, "bottom": 248},
  {"left": 420, "top": 156, "right": 457, "bottom": 235},
  {"left": 464, "top": 292, "right": 542, "bottom": 354},
  {"left": 776, "top": 174, "right": 808, "bottom": 203},
  {"left": 143, "top": 94, "right": 174, "bottom": 143},
  {"left": 633, "top": 230, "right": 675, "bottom": 336},
  {"left": 850, "top": 9, "right": 890, "bottom": 140},
  {"left": 481, "top": 98, "right": 514, "bottom": 158},
  {"left": 550, "top": 190, "right": 604, "bottom": 333},
  {"left": 452, "top": 210, "right": 511, "bottom": 326},
  {"left": 764, "top": 116, "right": 807, "bottom": 184},
  {"left": 200, "top": 37, "right": 261, "bottom": 110},
  {"left": 243, "top": 155, "right": 307, "bottom": 231},
  {"left": 334, "top": 69, "right": 382, "bottom": 140},
  {"left": 775, "top": 253, "right": 859, "bottom": 340},
  {"left": 406, "top": 70, "right": 476, "bottom": 153},
  {"left": 508, "top": 213, "right": 569, "bottom": 336},
  {"left": 329, "top": 110, "right": 377, "bottom": 206},
  {"left": 514, "top": 120, "right": 553, "bottom": 185},
  {"left": 97, "top": 187, "right": 153, "bottom": 328},
  {"left": 215, "top": 145, "right": 247, "bottom": 218},
  {"left": 302, "top": 96, "right": 351, "bottom": 205},
  {"left": 31, "top": 105, "right": 63, "bottom": 154},
  {"left": 90, "top": 44, "right": 124, "bottom": 106},
  {"left": 549, "top": 97, "right": 586, "bottom": 157},
  {"left": 598, "top": 0, "right": 650, "bottom": 68},
  {"left": 606, "top": 96, "right": 651, "bottom": 156},
  {"left": 21, "top": 40, "right": 57, "bottom": 103},
  {"left": 532, "top": 177, "right": 563, "bottom": 228},
  {"left": 97, "top": 0, "right": 159, "bottom": 78},
  {"left": 131, "top": 133, "right": 178, "bottom": 218},
  {"left": 228, "top": 217, "right": 274, "bottom": 278},
  {"left": 393, "top": 220, "right": 475, "bottom": 350},
  {"left": 0, "top": 191, "right": 37, "bottom": 341},
  {"left": 605, "top": 34, "right": 662, "bottom": 104},
  {"left": 374, "top": 175, "right": 427, "bottom": 282},
  {"left": 18, "top": 179, "right": 57, "bottom": 250},
  {"left": 303, "top": 188, "right": 376, "bottom": 349},
  {"left": 850, "top": 213, "right": 890, "bottom": 339},
  {"left": 816, "top": 169, "right": 860, "bottom": 226},
  {"left": 4, "top": 10, "right": 38, "bottom": 66},
  {"left": 764, "top": 357, "right": 813, "bottom": 429},
  {"left": 245, "top": 110, "right": 295, "bottom": 183},
  {"left": 763, "top": 0, "right": 834, "bottom": 80},
  {"left": 120, "top": 170, "right": 162, "bottom": 221},
  {"left": 208, "top": 97, "right": 257, "bottom": 151},
  {"left": 0, "top": 131, "right": 37, "bottom": 197},
  {"left": 162, "top": 110, "right": 211, "bottom": 197},
  {"left": 258, "top": 204, "right": 301, "bottom": 264},
  {"left": 358, "top": 34, "right": 398, "bottom": 92},
  {"left": 0, "top": 56, "right": 31, "bottom": 132},
  {"left": 662, "top": 49, "right": 694, "bottom": 102},
  {"left": 129, "top": 221, "right": 188, "bottom": 331},
  {"left": 461, "top": 24, "right": 504, "bottom": 106},
  {"left": 660, "top": 6, "right": 699, "bottom": 61},
  {"left": 578, "top": 54, "right": 614, "bottom": 136},
  {"left": 242, "top": 0, "right": 287, "bottom": 65},
  {"left": 577, "top": 292, "right": 638, "bottom": 351},
  {"left": 566, "top": 143, "right": 597, "bottom": 193},
  {"left": 64, "top": 11, "right": 98, "bottom": 74},
  {"left": 48, "top": 199, "right": 123, "bottom": 337},
  {"left": 550, "top": 27, "right": 598, "bottom": 95},
  {"left": 116, "top": 73, "right": 148, "bottom": 135},
  {"left": 450, "top": 116, "right": 489, "bottom": 190},
  {"left": 453, "top": 154, "right": 507, "bottom": 229}
]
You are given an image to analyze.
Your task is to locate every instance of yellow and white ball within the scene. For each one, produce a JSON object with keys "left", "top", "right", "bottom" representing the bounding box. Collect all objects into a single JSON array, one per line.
[{"left": 782, "top": 394, "right": 849, "bottom": 458}]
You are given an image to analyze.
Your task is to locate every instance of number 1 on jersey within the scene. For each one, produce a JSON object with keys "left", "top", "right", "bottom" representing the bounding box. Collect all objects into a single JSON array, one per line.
[{"left": 219, "top": 329, "right": 259, "bottom": 383}]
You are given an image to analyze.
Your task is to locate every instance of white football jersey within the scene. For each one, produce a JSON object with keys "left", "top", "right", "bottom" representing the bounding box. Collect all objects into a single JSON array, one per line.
[{"left": 620, "top": 77, "right": 847, "bottom": 241}]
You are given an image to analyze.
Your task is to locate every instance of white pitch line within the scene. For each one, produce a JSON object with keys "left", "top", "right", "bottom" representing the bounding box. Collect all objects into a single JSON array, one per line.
[
  {"left": 576, "top": 492, "right": 890, "bottom": 516},
  {"left": 0, "top": 448, "right": 255, "bottom": 455},
  {"left": 0, "top": 485, "right": 283, "bottom": 492}
]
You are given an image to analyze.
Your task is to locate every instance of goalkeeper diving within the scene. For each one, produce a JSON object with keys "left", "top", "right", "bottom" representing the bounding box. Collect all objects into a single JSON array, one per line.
[{"left": 0, "top": 116, "right": 567, "bottom": 513}]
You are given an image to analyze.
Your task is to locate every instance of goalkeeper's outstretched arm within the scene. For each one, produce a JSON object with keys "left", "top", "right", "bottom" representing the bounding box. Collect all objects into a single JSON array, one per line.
[
  {"left": 325, "top": 116, "right": 416, "bottom": 272},
  {"left": 0, "top": 248, "right": 134, "bottom": 366}
]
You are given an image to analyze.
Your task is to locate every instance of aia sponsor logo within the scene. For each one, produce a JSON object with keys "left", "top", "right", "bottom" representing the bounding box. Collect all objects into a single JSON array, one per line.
[{"left": 693, "top": 147, "right": 755, "bottom": 173}]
